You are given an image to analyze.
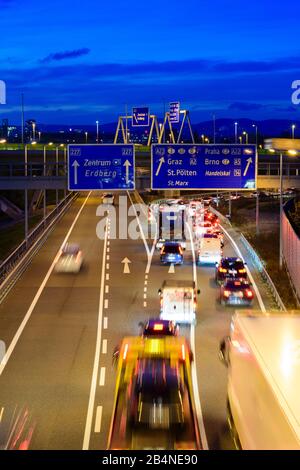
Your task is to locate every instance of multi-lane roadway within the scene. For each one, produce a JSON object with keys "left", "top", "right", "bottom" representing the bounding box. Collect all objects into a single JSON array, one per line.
[{"left": 0, "top": 191, "right": 275, "bottom": 450}]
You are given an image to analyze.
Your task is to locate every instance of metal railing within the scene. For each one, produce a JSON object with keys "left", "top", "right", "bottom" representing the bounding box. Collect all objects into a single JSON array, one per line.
[
  {"left": 239, "top": 234, "right": 286, "bottom": 311},
  {"left": 211, "top": 206, "right": 286, "bottom": 311},
  {"left": 0, "top": 192, "right": 78, "bottom": 302}
]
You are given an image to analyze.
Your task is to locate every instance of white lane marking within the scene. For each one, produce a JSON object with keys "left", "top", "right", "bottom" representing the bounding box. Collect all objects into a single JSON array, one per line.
[
  {"left": 99, "top": 367, "right": 106, "bottom": 386},
  {"left": 122, "top": 257, "right": 131, "bottom": 274},
  {"left": 145, "top": 274, "right": 148, "bottom": 280},
  {"left": 219, "top": 223, "right": 266, "bottom": 313},
  {"left": 107, "top": 240, "right": 110, "bottom": 246},
  {"left": 104, "top": 299, "right": 108, "bottom": 309},
  {"left": 186, "top": 222, "right": 209, "bottom": 450},
  {"left": 102, "top": 339, "right": 107, "bottom": 354},
  {"left": 106, "top": 263, "right": 110, "bottom": 270},
  {"left": 106, "top": 255, "right": 110, "bottom": 261},
  {"left": 94, "top": 406, "right": 103, "bottom": 433},
  {"left": 0, "top": 192, "right": 92, "bottom": 377},
  {"left": 144, "top": 287, "right": 147, "bottom": 292},
  {"left": 143, "top": 301, "right": 147, "bottom": 307},
  {"left": 143, "top": 293, "right": 147, "bottom": 299},
  {"left": 168, "top": 264, "right": 175, "bottom": 274},
  {"left": 144, "top": 280, "right": 148, "bottom": 286},
  {"left": 103, "top": 317, "right": 108, "bottom": 329},
  {"left": 0, "top": 407, "right": 4, "bottom": 423},
  {"left": 127, "top": 191, "right": 157, "bottom": 275},
  {"left": 107, "top": 247, "right": 110, "bottom": 253},
  {"left": 106, "top": 273, "right": 110, "bottom": 281},
  {"left": 82, "top": 218, "right": 108, "bottom": 450},
  {"left": 105, "top": 285, "right": 109, "bottom": 294}
]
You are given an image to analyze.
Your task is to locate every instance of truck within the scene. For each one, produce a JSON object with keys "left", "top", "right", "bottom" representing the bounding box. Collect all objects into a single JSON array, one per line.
[
  {"left": 219, "top": 313, "right": 300, "bottom": 450},
  {"left": 108, "top": 335, "right": 201, "bottom": 450},
  {"left": 156, "top": 204, "right": 186, "bottom": 250},
  {"left": 158, "top": 280, "right": 200, "bottom": 324}
]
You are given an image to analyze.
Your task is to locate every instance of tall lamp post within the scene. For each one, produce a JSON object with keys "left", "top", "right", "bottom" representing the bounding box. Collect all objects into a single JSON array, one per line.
[
  {"left": 252, "top": 124, "right": 258, "bottom": 146},
  {"left": 234, "top": 122, "right": 238, "bottom": 144},
  {"left": 292, "top": 124, "right": 296, "bottom": 140},
  {"left": 269, "top": 148, "right": 298, "bottom": 269},
  {"left": 243, "top": 131, "right": 248, "bottom": 144},
  {"left": 96, "top": 120, "right": 99, "bottom": 143}
]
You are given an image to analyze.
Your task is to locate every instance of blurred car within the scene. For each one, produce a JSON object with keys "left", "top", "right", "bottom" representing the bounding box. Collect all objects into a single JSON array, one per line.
[
  {"left": 220, "top": 279, "right": 254, "bottom": 306},
  {"left": 102, "top": 193, "right": 115, "bottom": 204},
  {"left": 204, "top": 211, "right": 219, "bottom": 227},
  {"left": 215, "top": 257, "right": 247, "bottom": 284},
  {"left": 55, "top": 243, "right": 83, "bottom": 273},
  {"left": 211, "top": 228, "right": 224, "bottom": 247},
  {"left": 127, "top": 359, "right": 185, "bottom": 429},
  {"left": 197, "top": 235, "right": 222, "bottom": 265},
  {"left": 160, "top": 242, "right": 183, "bottom": 265},
  {"left": 195, "top": 221, "right": 212, "bottom": 237},
  {"left": 0, "top": 405, "right": 35, "bottom": 450},
  {"left": 142, "top": 319, "right": 179, "bottom": 337}
]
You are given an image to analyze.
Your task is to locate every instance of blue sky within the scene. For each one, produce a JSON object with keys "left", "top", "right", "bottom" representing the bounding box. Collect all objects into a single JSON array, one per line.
[{"left": 0, "top": 0, "right": 300, "bottom": 124}]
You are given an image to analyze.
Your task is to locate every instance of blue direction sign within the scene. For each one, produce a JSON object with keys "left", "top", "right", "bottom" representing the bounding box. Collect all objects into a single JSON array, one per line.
[
  {"left": 68, "top": 144, "right": 135, "bottom": 191},
  {"left": 152, "top": 144, "right": 257, "bottom": 190},
  {"left": 132, "top": 107, "right": 149, "bottom": 127},
  {"left": 169, "top": 101, "right": 180, "bottom": 123}
]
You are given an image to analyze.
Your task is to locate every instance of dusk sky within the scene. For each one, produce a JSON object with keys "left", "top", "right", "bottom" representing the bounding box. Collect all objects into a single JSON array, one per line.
[{"left": 1, "top": 0, "right": 300, "bottom": 124}]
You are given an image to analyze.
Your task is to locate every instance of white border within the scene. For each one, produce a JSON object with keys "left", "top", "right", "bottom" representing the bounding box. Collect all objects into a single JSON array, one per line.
[{"left": 67, "top": 143, "right": 135, "bottom": 191}]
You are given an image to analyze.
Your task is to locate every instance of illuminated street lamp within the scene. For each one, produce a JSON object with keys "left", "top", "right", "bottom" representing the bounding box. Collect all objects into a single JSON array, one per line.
[
  {"left": 243, "top": 131, "right": 248, "bottom": 144},
  {"left": 96, "top": 120, "right": 99, "bottom": 143},
  {"left": 238, "top": 136, "right": 242, "bottom": 144},
  {"left": 85, "top": 131, "right": 88, "bottom": 143},
  {"left": 201, "top": 134, "right": 205, "bottom": 144},
  {"left": 252, "top": 124, "right": 258, "bottom": 146},
  {"left": 205, "top": 137, "right": 209, "bottom": 144},
  {"left": 292, "top": 124, "right": 296, "bottom": 139},
  {"left": 32, "top": 121, "right": 36, "bottom": 141},
  {"left": 234, "top": 122, "right": 238, "bottom": 144},
  {"left": 38, "top": 131, "right": 41, "bottom": 142}
]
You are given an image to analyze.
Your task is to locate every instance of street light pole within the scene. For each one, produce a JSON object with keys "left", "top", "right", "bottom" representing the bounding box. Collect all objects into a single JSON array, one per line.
[
  {"left": 279, "top": 152, "right": 283, "bottom": 269},
  {"left": 234, "top": 122, "right": 238, "bottom": 144},
  {"left": 252, "top": 124, "right": 258, "bottom": 146},
  {"left": 96, "top": 120, "right": 99, "bottom": 143},
  {"left": 24, "top": 144, "right": 28, "bottom": 245},
  {"left": 292, "top": 124, "right": 296, "bottom": 140}
]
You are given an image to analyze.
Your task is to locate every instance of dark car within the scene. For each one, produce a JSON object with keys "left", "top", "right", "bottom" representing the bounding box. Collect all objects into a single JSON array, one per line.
[
  {"left": 215, "top": 257, "right": 247, "bottom": 284},
  {"left": 220, "top": 279, "right": 254, "bottom": 306},
  {"left": 127, "top": 359, "right": 185, "bottom": 429},
  {"left": 142, "top": 319, "right": 179, "bottom": 337},
  {"left": 160, "top": 242, "right": 183, "bottom": 265}
]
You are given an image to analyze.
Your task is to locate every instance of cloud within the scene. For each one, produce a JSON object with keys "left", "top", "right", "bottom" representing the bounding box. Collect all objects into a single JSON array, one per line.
[
  {"left": 228, "top": 102, "right": 265, "bottom": 111},
  {"left": 40, "top": 48, "right": 91, "bottom": 63}
]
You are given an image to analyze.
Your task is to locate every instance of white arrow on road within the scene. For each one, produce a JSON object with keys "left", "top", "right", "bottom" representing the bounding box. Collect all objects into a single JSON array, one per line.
[
  {"left": 72, "top": 160, "right": 80, "bottom": 185},
  {"left": 243, "top": 157, "right": 253, "bottom": 177},
  {"left": 168, "top": 263, "right": 175, "bottom": 274},
  {"left": 123, "top": 160, "right": 132, "bottom": 184},
  {"left": 121, "top": 257, "right": 131, "bottom": 274},
  {"left": 155, "top": 157, "right": 165, "bottom": 176}
]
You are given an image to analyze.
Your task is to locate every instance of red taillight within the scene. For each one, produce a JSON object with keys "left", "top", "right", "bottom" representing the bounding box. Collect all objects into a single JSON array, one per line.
[
  {"left": 223, "top": 290, "right": 230, "bottom": 298},
  {"left": 245, "top": 289, "right": 253, "bottom": 298},
  {"left": 153, "top": 323, "right": 164, "bottom": 331},
  {"left": 239, "top": 268, "right": 246, "bottom": 274}
]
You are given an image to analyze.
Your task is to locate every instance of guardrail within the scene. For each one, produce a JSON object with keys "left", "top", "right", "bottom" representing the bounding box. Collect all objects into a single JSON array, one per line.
[
  {"left": 210, "top": 206, "right": 286, "bottom": 311},
  {"left": 0, "top": 192, "right": 78, "bottom": 302},
  {"left": 239, "top": 234, "right": 286, "bottom": 311}
]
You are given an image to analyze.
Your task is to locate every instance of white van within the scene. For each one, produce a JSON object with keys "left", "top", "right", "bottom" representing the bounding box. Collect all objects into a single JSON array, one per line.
[
  {"left": 158, "top": 280, "right": 200, "bottom": 324},
  {"left": 197, "top": 235, "right": 222, "bottom": 265}
]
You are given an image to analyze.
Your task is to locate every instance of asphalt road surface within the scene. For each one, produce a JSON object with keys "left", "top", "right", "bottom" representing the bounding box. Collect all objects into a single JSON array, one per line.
[{"left": 0, "top": 192, "right": 273, "bottom": 450}]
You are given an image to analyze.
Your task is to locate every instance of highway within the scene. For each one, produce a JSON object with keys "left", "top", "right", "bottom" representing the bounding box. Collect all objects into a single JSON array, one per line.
[{"left": 0, "top": 191, "right": 273, "bottom": 450}]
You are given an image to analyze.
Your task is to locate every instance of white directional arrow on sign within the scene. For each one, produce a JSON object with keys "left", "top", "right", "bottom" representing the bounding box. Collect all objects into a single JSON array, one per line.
[
  {"left": 155, "top": 157, "right": 165, "bottom": 176},
  {"left": 243, "top": 157, "right": 253, "bottom": 177},
  {"left": 121, "top": 257, "right": 131, "bottom": 274},
  {"left": 123, "top": 160, "right": 132, "bottom": 184},
  {"left": 72, "top": 160, "right": 80, "bottom": 185}
]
